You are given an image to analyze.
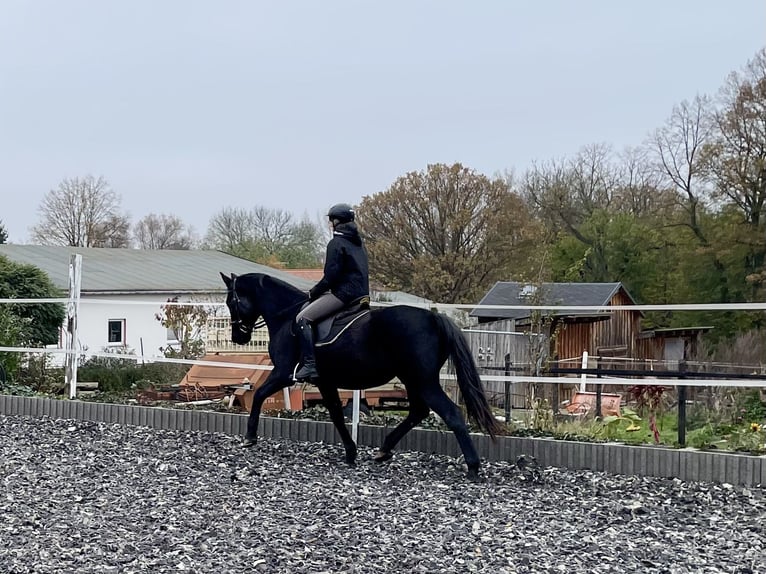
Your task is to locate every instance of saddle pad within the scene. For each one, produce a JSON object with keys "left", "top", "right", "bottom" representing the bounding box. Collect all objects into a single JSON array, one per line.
[{"left": 315, "top": 310, "right": 370, "bottom": 347}]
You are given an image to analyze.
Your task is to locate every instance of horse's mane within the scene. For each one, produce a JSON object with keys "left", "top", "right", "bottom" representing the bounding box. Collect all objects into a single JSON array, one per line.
[{"left": 240, "top": 272, "right": 307, "bottom": 299}]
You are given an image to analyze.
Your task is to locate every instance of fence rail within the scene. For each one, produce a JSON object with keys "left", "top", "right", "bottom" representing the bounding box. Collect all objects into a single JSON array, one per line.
[{"left": 204, "top": 318, "right": 270, "bottom": 353}]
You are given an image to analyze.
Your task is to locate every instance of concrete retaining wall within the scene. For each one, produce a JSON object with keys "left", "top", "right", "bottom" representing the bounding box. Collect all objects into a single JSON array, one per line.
[{"left": 1, "top": 395, "right": 764, "bottom": 487}]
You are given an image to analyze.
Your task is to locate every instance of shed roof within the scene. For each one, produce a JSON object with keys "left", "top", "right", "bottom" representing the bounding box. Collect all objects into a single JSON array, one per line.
[
  {"left": 0, "top": 245, "right": 313, "bottom": 294},
  {"left": 471, "top": 281, "right": 637, "bottom": 321}
]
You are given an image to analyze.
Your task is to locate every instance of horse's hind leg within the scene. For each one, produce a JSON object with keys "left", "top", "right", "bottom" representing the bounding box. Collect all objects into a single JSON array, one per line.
[
  {"left": 374, "top": 393, "right": 430, "bottom": 463},
  {"left": 420, "top": 381, "right": 483, "bottom": 481},
  {"left": 318, "top": 385, "right": 357, "bottom": 466}
]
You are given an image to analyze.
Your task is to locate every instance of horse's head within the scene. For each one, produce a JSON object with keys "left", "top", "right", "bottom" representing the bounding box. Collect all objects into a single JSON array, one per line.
[{"left": 220, "top": 272, "right": 260, "bottom": 345}]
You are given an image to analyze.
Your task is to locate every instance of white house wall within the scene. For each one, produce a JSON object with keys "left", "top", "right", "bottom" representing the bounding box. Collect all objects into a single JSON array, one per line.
[
  {"left": 78, "top": 294, "right": 160, "bottom": 358},
  {"left": 72, "top": 293, "right": 224, "bottom": 362}
]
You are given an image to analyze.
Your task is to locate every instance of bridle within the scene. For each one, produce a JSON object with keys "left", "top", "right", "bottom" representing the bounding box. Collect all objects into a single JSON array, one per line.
[{"left": 229, "top": 277, "right": 266, "bottom": 334}]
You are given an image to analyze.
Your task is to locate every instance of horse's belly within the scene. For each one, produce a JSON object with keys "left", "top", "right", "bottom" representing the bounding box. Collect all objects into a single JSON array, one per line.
[{"left": 316, "top": 361, "right": 394, "bottom": 390}]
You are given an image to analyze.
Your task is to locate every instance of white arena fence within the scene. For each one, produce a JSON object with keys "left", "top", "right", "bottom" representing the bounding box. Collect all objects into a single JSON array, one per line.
[
  {"left": 3, "top": 293, "right": 766, "bottom": 442},
  {"left": 3, "top": 295, "right": 766, "bottom": 390}
]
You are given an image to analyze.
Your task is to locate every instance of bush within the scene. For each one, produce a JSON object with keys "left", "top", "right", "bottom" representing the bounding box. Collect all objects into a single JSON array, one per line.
[
  {"left": 78, "top": 356, "right": 190, "bottom": 393},
  {"left": 78, "top": 356, "right": 141, "bottom": 393},
  {"left": 14, "top": 355, "right": 64, "bottom": 394},
  {"left": 733, "top": 389, "right": 766, "bottom": 424}
]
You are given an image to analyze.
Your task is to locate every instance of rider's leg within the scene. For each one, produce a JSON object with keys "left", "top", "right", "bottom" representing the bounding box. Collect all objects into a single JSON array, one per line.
[{"left": 294, "top": 293, "right": 344, "bottom": 381}]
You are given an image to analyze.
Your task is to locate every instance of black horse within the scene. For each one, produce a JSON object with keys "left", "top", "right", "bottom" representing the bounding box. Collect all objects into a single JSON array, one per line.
[{"left": 220, "top": 272, "right": 499, "bottom": 480}]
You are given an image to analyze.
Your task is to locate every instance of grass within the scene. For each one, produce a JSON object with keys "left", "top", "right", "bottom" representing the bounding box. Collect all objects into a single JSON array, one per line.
[{"left": 550, "top": 410, "right": 765, "bottom": 454}]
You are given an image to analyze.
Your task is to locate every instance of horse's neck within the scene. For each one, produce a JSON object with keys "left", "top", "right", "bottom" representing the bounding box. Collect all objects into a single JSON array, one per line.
[{"left": 258, "top": 282, "right": 304, "bottom": 329}]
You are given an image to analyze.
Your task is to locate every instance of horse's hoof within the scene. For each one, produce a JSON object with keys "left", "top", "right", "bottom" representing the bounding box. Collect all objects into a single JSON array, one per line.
[
  {"left": 241, "top": 438, "right": 257, "bottom": 448},
  {"left": 373, "top": 450, "right": 393, "bottom": 463},
  {"left": 467, "top": 468, "right": 482, "bottom": 483}
]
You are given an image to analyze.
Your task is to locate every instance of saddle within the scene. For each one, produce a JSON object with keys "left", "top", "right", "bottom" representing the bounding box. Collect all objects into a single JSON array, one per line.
[{"left": 311, "top": 296, "right": 371, "bottom": 348}]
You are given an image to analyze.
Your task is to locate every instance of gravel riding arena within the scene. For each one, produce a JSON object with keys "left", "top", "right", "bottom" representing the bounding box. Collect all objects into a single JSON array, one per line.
[{"left": 1, "top": 414, "right": 764, "bottom": 574}]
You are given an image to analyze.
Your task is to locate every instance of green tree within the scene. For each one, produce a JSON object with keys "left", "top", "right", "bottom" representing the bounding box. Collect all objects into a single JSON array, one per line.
[
  {"left": 0, "top": 221, "right": 7, "bottom": 244},
  {"left": 524, "top": 145, "right": 677, "bottom": 291},
  {"left": 0, "top": 306, "right": 22, "bottom": 378},
  {"left": 0, "top": 255, "right": 65, "bottom": 346},
  {"left": 358, "top": 163, "right": 542, "bottom": 303}
]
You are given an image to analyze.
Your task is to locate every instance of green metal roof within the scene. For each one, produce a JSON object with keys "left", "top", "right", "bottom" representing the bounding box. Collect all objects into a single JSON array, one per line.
[{"left": 0, "top": 245, "right": 313, "bottom": 294}]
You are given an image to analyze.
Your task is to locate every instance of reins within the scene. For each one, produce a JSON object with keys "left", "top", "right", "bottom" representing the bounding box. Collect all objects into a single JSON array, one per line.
[{"left": 229, "top": 276, "right": 307, "bottom": 333}]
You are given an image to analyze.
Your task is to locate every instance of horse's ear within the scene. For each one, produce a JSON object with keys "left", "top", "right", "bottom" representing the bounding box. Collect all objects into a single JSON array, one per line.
[{"left": 220, "top": 272, "right": 232, "bottom": 287}]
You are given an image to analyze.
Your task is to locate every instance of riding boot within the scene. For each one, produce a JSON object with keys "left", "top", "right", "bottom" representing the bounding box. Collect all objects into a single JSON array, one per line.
[{"left": 294, "top": 318, "right": 319, "bottom": 381}]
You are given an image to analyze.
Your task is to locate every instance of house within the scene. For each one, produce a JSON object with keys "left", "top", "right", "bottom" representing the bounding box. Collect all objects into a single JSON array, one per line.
[
  {"left": 0, "top": 245, "right": 313, "bottom": 360},
  {"left": 469, "top": 281, "right": 643, "bottom": 409}
]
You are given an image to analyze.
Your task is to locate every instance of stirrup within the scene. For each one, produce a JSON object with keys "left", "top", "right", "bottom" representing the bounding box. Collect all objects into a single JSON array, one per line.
[{"left": 293, "top": 363, "right": 318, "bottom": 382}]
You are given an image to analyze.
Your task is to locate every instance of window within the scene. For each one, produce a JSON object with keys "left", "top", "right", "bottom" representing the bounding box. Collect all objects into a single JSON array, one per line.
[{"left": 108, "top": 319, "right": 126, "bottom": 345}]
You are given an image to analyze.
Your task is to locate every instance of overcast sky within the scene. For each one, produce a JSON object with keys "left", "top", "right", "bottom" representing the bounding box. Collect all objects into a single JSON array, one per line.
[{"left": 1, "top": 0, "right": 764, "bottom": 244}]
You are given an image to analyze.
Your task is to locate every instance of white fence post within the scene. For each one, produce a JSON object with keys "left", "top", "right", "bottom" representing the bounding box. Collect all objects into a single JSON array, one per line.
[
  {"left": 579, "top": 350, "right": 588, "bottom": 392},
  {"left": 351, "top": 389, "right": 360, "bottom": 442},
  {"left": 64, "top": 254, "right": 82, "bottom": 399}
]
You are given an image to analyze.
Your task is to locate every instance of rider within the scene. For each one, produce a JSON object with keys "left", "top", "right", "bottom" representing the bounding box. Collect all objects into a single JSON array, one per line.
[{"left": 294, "top": 203, "right": 370, "bottom": 382}]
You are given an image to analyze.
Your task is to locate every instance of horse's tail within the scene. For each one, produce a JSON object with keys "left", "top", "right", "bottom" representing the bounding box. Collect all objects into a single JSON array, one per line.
[{"left": 434, "top": 313, "right": 500, "bottom": 440}]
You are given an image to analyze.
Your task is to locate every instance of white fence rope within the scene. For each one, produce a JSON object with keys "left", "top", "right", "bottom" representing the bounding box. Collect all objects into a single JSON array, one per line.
[
  {"left": 2, "top": 296, "right": 766, "bottom": 385},
  {"left": 0, "top": 346, "right": 274, "bottom": 371},
  {"left": 4, "top": 297, "right": 766, "bottom": 312}
]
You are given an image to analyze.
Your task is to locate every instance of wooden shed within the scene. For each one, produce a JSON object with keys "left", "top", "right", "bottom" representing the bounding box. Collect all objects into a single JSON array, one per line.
[
  {"left": 468, "top": 282, "right": 643, "bottom": 408},
  {"left": 635, "top": 326, "right": 714, "bottom": 369},
  {"left": 471, "top": 282, "right": 642, "bottom": 363}
]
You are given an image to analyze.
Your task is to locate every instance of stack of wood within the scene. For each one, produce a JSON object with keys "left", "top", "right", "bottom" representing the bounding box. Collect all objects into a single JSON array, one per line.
[{"left": 177, "top": 353, "right": 274, "bottom": 405}]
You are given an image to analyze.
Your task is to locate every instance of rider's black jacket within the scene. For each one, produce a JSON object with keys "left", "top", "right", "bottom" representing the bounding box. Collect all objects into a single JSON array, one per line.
[{"left": 309, "top": 221, "right": 369, "bottom": 304}]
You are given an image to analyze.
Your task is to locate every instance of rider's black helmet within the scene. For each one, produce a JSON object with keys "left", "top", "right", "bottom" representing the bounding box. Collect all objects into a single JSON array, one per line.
[{"left": 328, "top": 203, "right": 355, "bottom": 224}]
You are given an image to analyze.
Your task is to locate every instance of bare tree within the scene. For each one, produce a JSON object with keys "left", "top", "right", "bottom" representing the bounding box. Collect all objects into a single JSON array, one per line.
[
  {"left": 250, "top": 207, "right": 296, "bottom": 254},
  {"left": 522, "top": 143, "right": 622, "bottom": 237},
  {"left": 134, "top": 213, "right": 196, "bottom": 249},
  {"left": 568, "top": 143, "right": 621, "bottom": 214},
  {"left": 204, "top": 206, "right": 323, "bottom": 267},
  {"left": 651, "top": 95, "right": 714, "bottom": 243},
  {"left": 614, "top": 146, "right": 670, "bottom": 217},
  {"left": 704, "top": 48, "right": 766, "bottom": 227},
  {"left": 92, "top": 214, "right": 132, "bottom": 248},
  {"left": 204, "top": 207, "right": 256, "bottom": 252},
  {"left": 31, "top": 175, "right": 130, "bottom": 247}
]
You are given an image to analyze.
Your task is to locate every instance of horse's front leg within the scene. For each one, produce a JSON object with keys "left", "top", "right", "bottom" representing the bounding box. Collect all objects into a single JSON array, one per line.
[
  {"left": 318, "top": 384, "right": 357, "bottom": 465},
  {"left": 243, "top": 374, "right": 291, "bottom": 447}
]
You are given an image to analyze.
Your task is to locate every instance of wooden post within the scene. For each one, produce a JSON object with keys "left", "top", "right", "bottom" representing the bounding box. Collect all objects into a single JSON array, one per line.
[
  {"left": 64, "top": 254, "right": 82, "bottom": 399},
  {"left": 678, "top": 360, "right": 688, "bottom": 447}
]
